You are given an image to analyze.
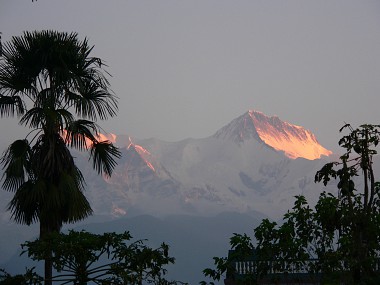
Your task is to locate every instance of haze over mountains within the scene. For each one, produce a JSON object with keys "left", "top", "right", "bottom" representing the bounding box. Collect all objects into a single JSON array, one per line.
[
  {"left": 0, "top": 109, "right": 336, "bottom": 222},
  {"left": 0, "top": 110, "right": 339, "bottom": 284},
  {"left": 80, "top": 110, "right": 334, "bottom": 220}
]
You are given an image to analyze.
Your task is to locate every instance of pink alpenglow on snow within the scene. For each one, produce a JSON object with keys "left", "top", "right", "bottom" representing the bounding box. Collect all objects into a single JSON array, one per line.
[
  {"left": 127, "top": 136, "right": 156, "bottom": 172},
  {"left": 248, "top": 110, "right": 332, "bottom": 160}
]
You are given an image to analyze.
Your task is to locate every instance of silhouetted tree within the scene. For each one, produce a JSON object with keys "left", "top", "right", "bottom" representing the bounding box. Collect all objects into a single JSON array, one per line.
[
  {"left": 0, "top": 30, "right": 120, "bottom": 285},
  {"left": 315, "top": 123, "right": 380, "bottom": 283},
  {"left": 203, "top": 124, "right": 380, "bottom": 285},
  {"left": 0, "top": 268, "right": 42, "bottom": 285},
  {"left": 23, "top": 230, "right": 181, "bottom": 285}
]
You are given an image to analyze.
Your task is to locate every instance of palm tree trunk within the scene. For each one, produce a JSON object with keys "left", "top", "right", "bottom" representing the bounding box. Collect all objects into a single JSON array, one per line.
[
  {"left": 40, "top": 222, "right": 53, "bottom": 285},
  {"left": 40, "top": 218, "right": 62, "bottom": 285},
  {"left": 44, "top": 257, "right": 53, "bottom": 285}
]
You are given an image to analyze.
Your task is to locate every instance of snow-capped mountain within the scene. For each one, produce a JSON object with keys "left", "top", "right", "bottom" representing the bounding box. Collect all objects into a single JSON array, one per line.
[
  {"left": 80, "top": 110, "right": 334, "bottom": 219},
  {"left": 1, "top": 110, "right": 378, "bottom": 284},
  {"left": 214, "top": 110, "right": 332, "bottom": 160}
]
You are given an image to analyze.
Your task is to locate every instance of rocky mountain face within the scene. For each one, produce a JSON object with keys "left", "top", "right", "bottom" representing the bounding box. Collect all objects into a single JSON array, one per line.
[{"left": 80, "top": 110, "right": 334, "bottom": 220}]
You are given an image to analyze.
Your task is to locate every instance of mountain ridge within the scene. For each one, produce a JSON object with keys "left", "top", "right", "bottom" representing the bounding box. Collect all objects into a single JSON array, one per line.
[
  {"left": 0, "top": 110, "right": 348, "bottom": 283},
  {"left": 0, "top": 109, "right": 333, "bottom": 221},
  {"left": 213, "top": 110, "right": 332, "bottom": 160},
  {"left": 72, "top": 110, "right": 336, "bottom": 221}
]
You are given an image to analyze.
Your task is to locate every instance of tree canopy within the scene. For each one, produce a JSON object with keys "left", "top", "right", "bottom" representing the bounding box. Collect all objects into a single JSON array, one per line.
[
  {"left": 203, "top": 124, "right": 380, "bottom": 285},
  {"left": 22, "top": 230, "right": 180, "bottom": 285}
]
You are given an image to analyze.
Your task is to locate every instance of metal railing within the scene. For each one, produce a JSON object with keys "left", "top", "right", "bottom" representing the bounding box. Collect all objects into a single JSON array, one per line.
[{"left": 225, "top": 250, "right": 380, "bottom": 285}]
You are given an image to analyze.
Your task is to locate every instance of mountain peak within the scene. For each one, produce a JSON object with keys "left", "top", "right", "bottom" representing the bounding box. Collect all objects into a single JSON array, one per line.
[
  {"left": 214, "top": 110, "right": 332, "bottom": 160},
  {"left": 213, "top": 111, "right": 261, "bottom": 143},
  {"left": 126, "top": 137, "right": 156, "bottom": 172}
]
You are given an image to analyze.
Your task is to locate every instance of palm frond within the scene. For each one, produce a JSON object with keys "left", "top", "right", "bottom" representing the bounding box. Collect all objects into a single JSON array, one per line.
[
  {"left": 89, "top": 141, "right": 121, "bottom": 177},
  {"left": 0, "top": 32, "right": 43, "bottom": 93},
  {"left": 8, "top": 180, "right": 41, "bottom": 225},
  {"left": 31, "top": 133, "right": 75, "bottom": 180},
  {"left": 34, "top": 88, "right": 55, "bottom": 108},
  {"left": 65, "top": 119, "right": 98, "bottom": 150},
  {"left": 55, "top": 108, "right": 74, "bottom": 129},
  {"left": 58, "top": 169, "right": 93, "bottom": 223},
  {"left": 38, "top": 168, "right": 92, "bottom": 225},
  {"left": 19, "top": 107, "right": 45, "bottom": 129},
  {"left": 0, "top": 95, "right": 25, "bottom": 117},
  {"left": 1, "top": 139, "right": 31, "bottom": 192},
  {"left": 58, "top": 165, "right": 86, "bottom": 194},
  {"left": 20, "top": 89, "right": 74, "bottom": 130},
  {"left": 74, "top": 82, "right": 118, "bottom": 120}
]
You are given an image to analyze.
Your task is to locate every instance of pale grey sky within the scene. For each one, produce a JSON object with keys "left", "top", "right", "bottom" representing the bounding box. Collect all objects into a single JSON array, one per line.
[{"left": 1, "top": 0, "right": 380, "bottom": 153}]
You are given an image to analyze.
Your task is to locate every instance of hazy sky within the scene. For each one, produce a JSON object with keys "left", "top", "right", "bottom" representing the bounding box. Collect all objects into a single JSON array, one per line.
[{"left": 1, "top": 0, "right": 380, "bottom": 153}]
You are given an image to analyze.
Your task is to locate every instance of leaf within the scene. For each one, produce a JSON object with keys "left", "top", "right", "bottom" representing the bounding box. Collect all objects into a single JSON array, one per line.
[
  {"left": 315, "top": 162, "right": 337, "bottom": 185},
  {"left": 339, "top": 123, "right": 351, "bottom": 133},
  {"left": 65, "top": 119, "right": 98, "bottom": 150},
  {"left": 1, "top": 139, "right": 31, "bottom": 192},
  {"left": 89, "top": 141, "right": 120, "bottom": 177},
  {"left": 0, "top": 95, "right": 25, "bottom": 117}
]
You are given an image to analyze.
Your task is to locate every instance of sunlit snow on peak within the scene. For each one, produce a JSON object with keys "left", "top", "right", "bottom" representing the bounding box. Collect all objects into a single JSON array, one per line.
[
  {"left": 61, "top": 130, "right": 117, "bottom": 148},
  {"left": 248, "top": 110, "right": 332, "bottom": 160},
  {"left": 127, "top": 136, "right": 156, "bottom": 172},
  {"left": 96, "top": 133, "right": 117, "bottom": 143}
]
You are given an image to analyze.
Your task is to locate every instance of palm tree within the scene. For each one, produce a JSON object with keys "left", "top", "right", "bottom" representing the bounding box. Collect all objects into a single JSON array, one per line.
[{"left": 0, "top": 30, "right": 121, "bottom": 285}]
